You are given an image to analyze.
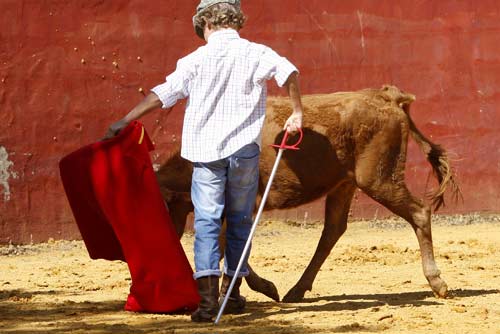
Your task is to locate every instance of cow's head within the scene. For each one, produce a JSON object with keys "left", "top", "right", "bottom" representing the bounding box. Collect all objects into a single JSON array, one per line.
[{"left": 155, "top": 149, "right": 194, "bottom": 238}]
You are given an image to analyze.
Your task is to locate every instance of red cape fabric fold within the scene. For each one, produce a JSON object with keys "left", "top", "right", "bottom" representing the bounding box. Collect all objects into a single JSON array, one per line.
[{"left": 59, "top": 121, "right": 200, "bottom": 313}]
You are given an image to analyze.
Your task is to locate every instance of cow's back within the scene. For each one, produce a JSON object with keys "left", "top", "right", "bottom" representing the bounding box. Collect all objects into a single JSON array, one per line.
[{"left": 260, "top": 87, "right": 411, "bottom": 209}]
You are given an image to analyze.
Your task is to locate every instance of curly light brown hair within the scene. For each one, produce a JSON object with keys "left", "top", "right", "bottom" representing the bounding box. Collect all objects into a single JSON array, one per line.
[{"left": 193, "top": 3, "right": 246, "bottom": 37}]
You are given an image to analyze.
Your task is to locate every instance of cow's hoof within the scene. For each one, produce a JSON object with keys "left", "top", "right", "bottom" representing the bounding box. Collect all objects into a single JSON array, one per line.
[
  {"left": 245, "top": 276, "right": 280, "bottom": 302},
  {"left": 282, "top": 287, "right": 306, "bottom": 303},
  {"left": 430, "top": 277, "right": 448, "bottom": 298}
]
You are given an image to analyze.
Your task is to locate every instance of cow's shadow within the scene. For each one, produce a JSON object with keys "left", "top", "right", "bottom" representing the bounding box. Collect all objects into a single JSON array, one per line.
[
  {"left": 1, "top": 288, "right": 497, "bottom": 332},
  {"left": 239, "top": 288, "right": 500, "bottom": 321}
]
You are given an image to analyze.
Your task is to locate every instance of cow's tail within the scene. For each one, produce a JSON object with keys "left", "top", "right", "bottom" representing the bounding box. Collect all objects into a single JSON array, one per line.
[{"left": 401, "top": 102, "right": 461, "bottom": 211}]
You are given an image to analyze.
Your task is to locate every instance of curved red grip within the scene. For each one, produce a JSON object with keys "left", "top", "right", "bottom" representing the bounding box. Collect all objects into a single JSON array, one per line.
[{"left": 270, "top": 128, "right": 303, "bottom": 150}]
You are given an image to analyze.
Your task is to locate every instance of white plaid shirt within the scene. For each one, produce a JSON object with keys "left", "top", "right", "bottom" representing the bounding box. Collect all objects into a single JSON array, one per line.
[{"left": 151, "top": 29, "right": 298, "bottom": 162}]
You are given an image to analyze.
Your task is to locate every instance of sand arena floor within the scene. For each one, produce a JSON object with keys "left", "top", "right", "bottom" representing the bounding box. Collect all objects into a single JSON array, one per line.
[{"left": 0, "top": 214, "right": 499, "bottom": 334}]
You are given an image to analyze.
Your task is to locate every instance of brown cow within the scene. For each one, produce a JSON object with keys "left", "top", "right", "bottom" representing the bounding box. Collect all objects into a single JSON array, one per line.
[{"left": 156, "top": 85, "right": 460, "bottom": 303}]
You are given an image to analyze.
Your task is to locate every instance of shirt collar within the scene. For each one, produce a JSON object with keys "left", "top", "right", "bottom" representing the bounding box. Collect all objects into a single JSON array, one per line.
[{"left": 207, "top": 29, "right": 240, "bottom": 43}]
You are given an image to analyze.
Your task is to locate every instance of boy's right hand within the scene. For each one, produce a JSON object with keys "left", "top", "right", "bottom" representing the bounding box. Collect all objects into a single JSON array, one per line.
[{"left": 102, "top": 119, "right": 130, "bottom": 140}]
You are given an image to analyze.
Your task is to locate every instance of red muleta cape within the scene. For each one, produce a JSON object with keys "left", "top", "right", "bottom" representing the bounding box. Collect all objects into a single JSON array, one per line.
[{"left": 59, "top": 121, "right": 200, "bottom": 313}]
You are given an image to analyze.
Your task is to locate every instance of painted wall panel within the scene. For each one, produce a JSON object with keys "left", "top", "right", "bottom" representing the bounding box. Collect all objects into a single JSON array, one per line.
[{"left": 1, "top": 0, "right": 499, "bottom": 243}]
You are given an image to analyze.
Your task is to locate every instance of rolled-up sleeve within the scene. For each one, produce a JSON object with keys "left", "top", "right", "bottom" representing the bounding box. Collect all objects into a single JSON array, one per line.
[
  {"left": 260, "top": 47, "right": 299, "bottom": 87},
  {"left": 151, "top": 57, "right": 193, "bottom": 109}
]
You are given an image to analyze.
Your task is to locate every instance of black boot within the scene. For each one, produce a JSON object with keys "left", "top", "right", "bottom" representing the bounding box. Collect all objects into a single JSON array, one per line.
[
  {"left": 191, "top": 276, "right": 220, "bottom": 322},
  {"left": 219, "top": 274, "right": 246, "bottom": 314}
]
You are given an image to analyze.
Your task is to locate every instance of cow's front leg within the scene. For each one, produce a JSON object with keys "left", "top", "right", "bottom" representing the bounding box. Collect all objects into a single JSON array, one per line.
[
  {"left": 219, "top": 217, "right": 279, "bottom": 301},
  {"left": 283, "top": 183, "right": 356, "bottom": 303},
  {"left": 245, "top": 264, "right": 280, "bottom": 301}
]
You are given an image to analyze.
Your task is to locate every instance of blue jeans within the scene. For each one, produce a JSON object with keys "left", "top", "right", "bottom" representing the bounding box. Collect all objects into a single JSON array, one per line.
[{"left": 191, "top": 143, "right": 260, "bottom": 280}]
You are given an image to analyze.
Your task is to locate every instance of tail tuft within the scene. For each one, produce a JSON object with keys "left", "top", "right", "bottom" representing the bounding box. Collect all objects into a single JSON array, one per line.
[
  {"left": 426, "top": 144, "right": 461, "bottom": 211},
  {"left": 404, "top": 104, "right": 461, "bottom": 211}
]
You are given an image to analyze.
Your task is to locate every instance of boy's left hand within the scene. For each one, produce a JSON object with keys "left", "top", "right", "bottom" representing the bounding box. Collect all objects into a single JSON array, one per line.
[{"left": 284, "top": 112, "right": 303, "bottom": 134}]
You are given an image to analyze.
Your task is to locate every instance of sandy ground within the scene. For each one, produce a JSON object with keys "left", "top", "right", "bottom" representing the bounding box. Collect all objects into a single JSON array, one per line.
[{"left": 0, "top": 214, "right": 499, "bottom": 334}]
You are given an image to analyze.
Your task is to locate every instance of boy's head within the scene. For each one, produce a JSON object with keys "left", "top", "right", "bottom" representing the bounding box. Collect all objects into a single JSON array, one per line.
[{"left": 193, "top": 0, "right": 246, "bottom": 39}]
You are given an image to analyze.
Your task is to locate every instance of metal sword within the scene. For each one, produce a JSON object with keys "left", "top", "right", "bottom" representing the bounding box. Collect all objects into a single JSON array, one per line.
[{"left": 215, "top": 128, "right": 303, "bottom": 325}]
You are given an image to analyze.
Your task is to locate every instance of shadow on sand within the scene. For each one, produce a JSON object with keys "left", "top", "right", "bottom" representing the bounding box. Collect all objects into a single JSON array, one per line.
[
  {"left": 234, "top": 288, "right": 499, "bottom": 323},
  {"left": 0, "top": 288, "right": 497, "bottom": 334}
]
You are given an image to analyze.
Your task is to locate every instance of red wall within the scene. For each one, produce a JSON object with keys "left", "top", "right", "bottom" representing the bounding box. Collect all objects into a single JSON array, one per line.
[{"left": 1, "top": 0, "right": 499, "bottom": 243}]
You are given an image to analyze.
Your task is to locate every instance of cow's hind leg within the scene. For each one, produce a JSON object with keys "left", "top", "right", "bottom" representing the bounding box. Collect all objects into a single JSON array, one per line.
[
  {"left": 355, "top": 118, "right": 447, "bottom": 298},
  {"left": 359, "top": 181, "right": 448, "bottom": 298},
  {"left": 283, "top": 181, "right": 356, "bottom": 303}
]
